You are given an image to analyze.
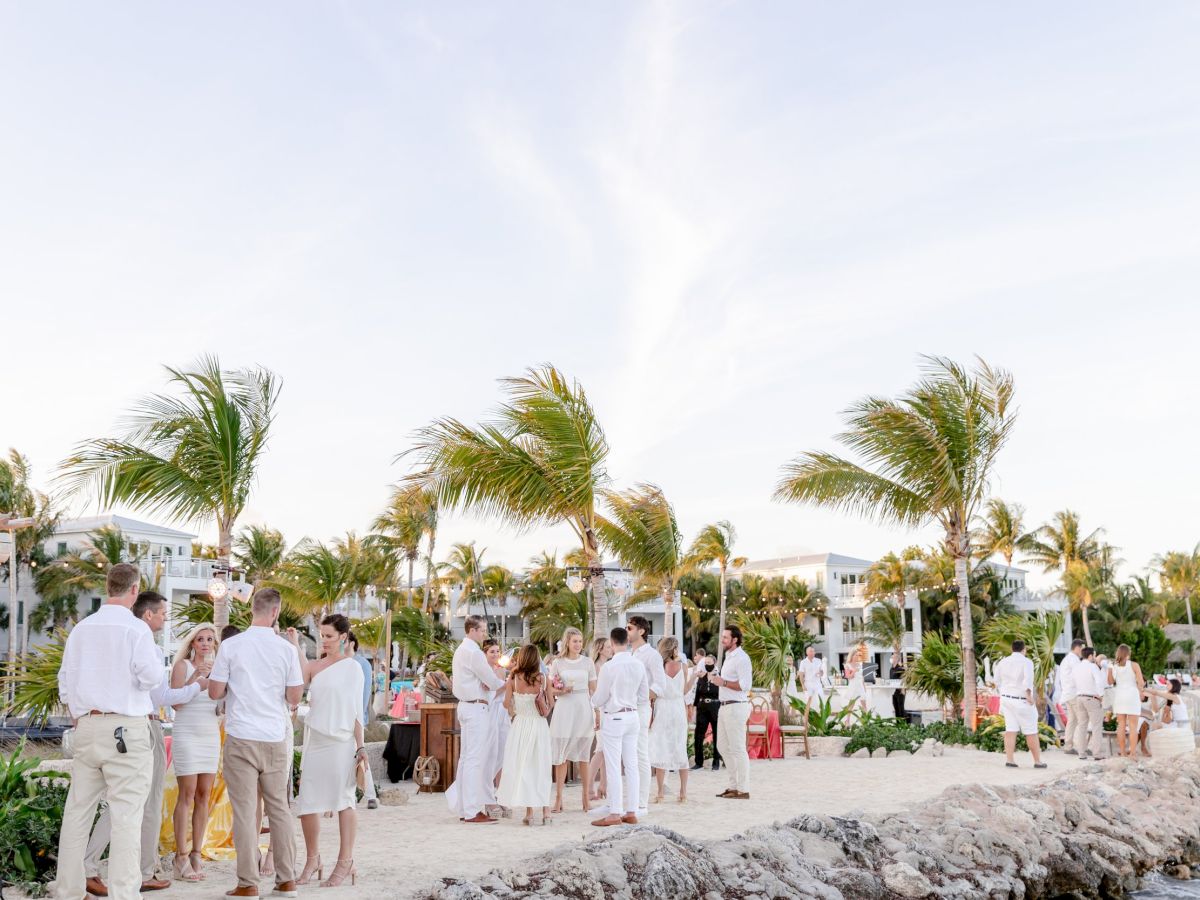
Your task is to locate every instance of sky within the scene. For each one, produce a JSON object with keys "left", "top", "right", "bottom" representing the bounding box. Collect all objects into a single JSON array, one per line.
[{"left": 3, "top": 3, "right": 1200, "bottom": 591}]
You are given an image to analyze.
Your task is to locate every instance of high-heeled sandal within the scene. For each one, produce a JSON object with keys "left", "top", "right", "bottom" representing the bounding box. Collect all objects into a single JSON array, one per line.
[
  {"left": 188, "top": 851, "right": 207, "bottom": 880},
  {"left": 297, "top": 855, "right": 323, "bottom": 885},
  {"left": 173, "top": 854, "right": 201, "bottom": 883},
  {"left": 321, "top": 859, "right": 356, "bottom": 887}
]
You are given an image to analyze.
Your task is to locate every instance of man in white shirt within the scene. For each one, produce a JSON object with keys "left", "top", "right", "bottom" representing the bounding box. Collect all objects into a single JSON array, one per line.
[
  {"left": 1070, "top": 646, "right": 1108, "bottom": 759},
  {"left": 590, "top": 627, "right": 649, "bottom": 827},
  {"left": 797, "top": 646, "right": 826, "bottom": 705},
  {"left": 209, "top": 588, "right": 305, "bottom": 897},
  {"left": 1055, "top": 639, "right": 1084, "bottom": 754},
  {"left": 55, "top": 563, "right": 164, "bottom": 900},
  {"left": 993, "top": 639, "right": 1046, "bottom": 769},
  {"left": 84, "top": 591, "right": 205, "bottom": 895},
  {"left": 709, "top": 625, "right": 753, "bottom": 799},
  {"left": 446, "top": 615, "right": 506, "bottom": 824},
  {"left": 626, "top": 615, "right": 664, "bottom": 815}
]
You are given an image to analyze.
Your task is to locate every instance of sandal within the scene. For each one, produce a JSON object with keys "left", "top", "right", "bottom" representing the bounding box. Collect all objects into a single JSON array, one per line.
[
  {"left": 188, "top": 852, "right": 206, "bottom": 880},
  {"left": 173, "top": 854, "right": 201, "bottom": 883}
]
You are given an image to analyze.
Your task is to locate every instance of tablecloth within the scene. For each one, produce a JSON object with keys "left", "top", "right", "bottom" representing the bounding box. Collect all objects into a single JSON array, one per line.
[
  {"left": 747, "top": 710, "right": 782, "bottom": 759},
  {"left": 383, "top": 721, "right": 421, "bottom": 782}
]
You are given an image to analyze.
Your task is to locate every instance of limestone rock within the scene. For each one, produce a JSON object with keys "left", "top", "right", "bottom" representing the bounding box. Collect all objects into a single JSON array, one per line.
[
  {"left": 882, "top": 861, "right": 935, "bottom": 898},
  {"left": 377, "top": 786, "right": 409, "bottom": 806},
  {"left": 851, "top": 747, "right": 870, "bottom": 758},
  {"left": 870, "top": 747, "right": 888, "bottom": 759}
]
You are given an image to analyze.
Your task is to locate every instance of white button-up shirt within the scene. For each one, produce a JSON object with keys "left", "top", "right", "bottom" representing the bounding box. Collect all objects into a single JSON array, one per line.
[
  {"left": 798, "top": 656, "right": 825, "bottom": 692},
  {"left": 210, "top": 626, "right": 305, "bottom": 742},
  {"left": 994, "top": 652, "right": 1034, "bottom": 699},
  {"left": 451, "top": 637, "right": 505, "bottom": 702},
  {"left": 591, "top": 650, "right": 649, "bottom": 713},
  {"left": 1072, "top": 659, "right": 1106, "bottom": 698},
  {"left": 153, "top": 672, "right": 200, "bottom": 713},
  {"left": 58, "top": 604, "right": 164, "bottom": 719},
  {"left": 1055, "top": 651, "right": 1081, "bottom": 702},
  {"left": 632, "top": 642, "right": 665, "bottom": 704},
  {"left": 719, "top": 646, "right": 753, "bottom": 702}
]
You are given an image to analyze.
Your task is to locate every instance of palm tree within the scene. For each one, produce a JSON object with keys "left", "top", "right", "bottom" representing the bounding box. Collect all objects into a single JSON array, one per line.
[
  {"left": 598, "top": 484, "right": 685, "bottom": 637},
  {"left": 406, "top": 365, "right": 615, "bottom": 639},
  {"left": 902, "top": 631, "right": 964, "bottom": 717},
  {"left": 979, "top": 611, "right": 1064, "bottom": 713},
  {"left": 481, "top": 564, "right": 516, "bottom": 645},
  {"left": 1154, "top": 545, "right": 1200, "bottom": 633},
  {"left": 734, "top": 613, "right": 797, "bottom": 714},
  {"left": 686, "top": 521, "right": 748, "bottom": 664},
  {"left": 527, "top": 550, "right": 565, "bottom": 587},
  {"left": 973, "top": 499, "right": 1035, "bottom": 568},
  {"left": 1024, "top": 510, "right": 1105, "bottom": 644},
  {"left": 233, "top": 525, "right": 286, "bottom": 593},
  {"left": 269, "top": 540, "right": 353, "bottom": 622},
  {"left": 864, "top": 599, "right": 907, "bottom": 663},
  {"left": 677, "top": 571, "right": 722, "bottom": 651},
  {"left": 1092, "top": 576, "right": 1163, "bottom": 645},
  {"left": 439, "top": 542, "right": 487, "bottom": 620},
  {"left": 59, "top": 356, "right": 280, "bottom": 628},
  {"left": 525, "top": 588, "right": 591, "bottom": 649},
  {"left": 1, "top": 449, "right": 60, "bottom": 658},
  {"left": 370, "top": 485, "right": 434, "bottom": 673},
  {"left": 774, "top": 356, "right": 1017, "bottom": 727},
  {"left": 1059, "top": 559, "right": 1108, "bottom": 646}
]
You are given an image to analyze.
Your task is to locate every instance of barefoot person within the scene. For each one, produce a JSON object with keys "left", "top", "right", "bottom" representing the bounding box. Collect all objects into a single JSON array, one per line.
[
  {"left": 711, "top": 625, "right": 753, "bottom": 800},
  {"left": 447, "top": 615, "right": 506, "bottom": 824},
  {"left": 590, "top": 627, "right": 649, "bottom": 827},
  {"left": 68, "top": 580, "right": 199, "bottom": 900},
  {"left": 209, "top": 588, "right": 305, "bottom": 898},
  {"left": 548, "top": 627, "right": 596, "bottom": 813},
  {"left": 627, "top": 615, "right": 665, "bottom": 816},
  {"left": 994, "top": 639, "right": 1046, "bottom": 769}
]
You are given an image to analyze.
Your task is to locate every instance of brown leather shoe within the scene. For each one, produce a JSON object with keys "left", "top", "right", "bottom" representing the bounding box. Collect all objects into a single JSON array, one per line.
[
  {"left": 462, "top": 812, "right": 497, "bottom": 823},
  {"left": 225, "top": 887, "right": 259, "bottom": 898},
  {"left": 620, "top": 813, "right": 638, "bottom": 824},
  {"left": 591, "top": 814, "right": 624, "bottom": 826},
  {"left": 85, "top": 878, "right": 108, "bottom": 897},
  {"left": 272, "top": 881, "right": 298, "bottom": 897},
  {"left": 730, "top": 791, "right": 750, "bottom": 799},
  {"left": 715, "top": 788, "right": 736, "bottom": 797},
  {"left": 140, "top": 879, "right": 171, "bottom": 892}
]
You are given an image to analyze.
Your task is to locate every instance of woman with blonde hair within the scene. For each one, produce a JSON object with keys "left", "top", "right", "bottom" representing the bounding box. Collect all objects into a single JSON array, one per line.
[
  {"left": 169, "top": 623, "right": 222, "bottom": 881},
  {"left": 548, "top": 626, "right": 597, "bottom": 813},
  {"left": 648, "top": 636, "right": 695, "bottom": 803},
  {"left": 1108, "top": 643, "right": 1145, "bottom": 757},
  {"left": 843, "top": 642, "right": 870, "bottom": 716}
]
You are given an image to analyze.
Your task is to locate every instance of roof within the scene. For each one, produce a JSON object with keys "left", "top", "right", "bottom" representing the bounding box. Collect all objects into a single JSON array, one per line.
[
  {"left": 54, "top": 514, "right": 197, "bottom": 540},
  {"left": 735, "top": 552, "right": 875, "bottom": 572}
]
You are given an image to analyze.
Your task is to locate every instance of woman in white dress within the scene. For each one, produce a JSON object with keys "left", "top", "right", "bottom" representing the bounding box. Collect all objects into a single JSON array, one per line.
[
  {"left": 587, "top": 638, "right": 612, "bottom": 803},
  {"left": 548, "top": 627, "right": 596, "bottom": 813},
  {"left": 648, "top": 636, "right": 695, "bottom": 804},
  {"left": 169, "top": 624, "right": 221, "bottom": 882},
  {"left": 1147, "top": 678, "right": 1194, "bottom": 758},
  {"left": 482, "top": 639, "right": 511, "bottom": 789},
  {"left": 843, "top": 642, "right": 869, "bottom": 716},
  {"left": 496, "top": 644, "right": 555, "bottom": 825},
  {"left": 293, "top": 614, "right": 365, "bottom": 888},
  {"left": 1107, "top": 643, "right": 1145, "bottom": 758}
]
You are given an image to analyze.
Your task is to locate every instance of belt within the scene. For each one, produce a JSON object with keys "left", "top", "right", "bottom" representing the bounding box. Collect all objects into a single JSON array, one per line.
[
  {"left": 698, "top": 698, "right": 721, "bottom": 704},
  {"left": 605, "top": 707, "right": 635, "bottom": 714},
  {"left": 461, "top": 699, "right": 488, "bottom": 705},
  {"left": 1001, "top": 694, "right": 1027, "bottom": 700},
  {"left": 719, "top": 700, "right": 748, "bottom": 706},
  {"left": 85, "top": 710, "right": 120, "bottom": 716},
  {"left": 1077, "top": 694, "right": 1100, "bottom": 700}
]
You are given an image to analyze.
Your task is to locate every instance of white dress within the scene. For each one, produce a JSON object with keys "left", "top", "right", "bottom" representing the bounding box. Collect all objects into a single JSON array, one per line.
[
  {"left": 496, "top": 691, "right": 552, "bottom": 808},
  {"left": 297, "top": 658, "right": 364, "bottom": 816},
  {"left": 1151, "top": 696, "right": 1195, "bottom": 758},
  {"left": 648, "top": 667, "right": 688, "bottom": 771},
  {"left": 171, "top": 659, "right": 221, "bottom": 776},
  {"left": 845, "top": 663, "right": 867, "bottom": 702},
  {"left": 485, "top": 681, "right": 510, "bottom": 780},
  {"left": 548, "top": 656, "right": 596, "bottom": 764},
  {"left": 1111, "top": 662, "right": 1140, "bottom": 715}
]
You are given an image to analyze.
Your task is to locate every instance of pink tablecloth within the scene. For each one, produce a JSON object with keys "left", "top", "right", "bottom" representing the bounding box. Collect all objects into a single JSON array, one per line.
[{"left": 747, "top": 710, "right": 783, "bottom": 759}]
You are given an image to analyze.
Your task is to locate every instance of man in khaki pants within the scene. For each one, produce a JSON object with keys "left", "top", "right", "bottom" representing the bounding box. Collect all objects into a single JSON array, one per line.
[
  {"left": 209, "top": 588, "right": 305, "bottom": 897},
  {"left": 56, "top": 563, "right": 165, "bottom": 900}
]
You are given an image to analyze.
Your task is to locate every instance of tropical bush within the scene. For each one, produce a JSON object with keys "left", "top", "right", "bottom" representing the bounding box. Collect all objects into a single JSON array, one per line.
[
  {"left": 786, "top": 695, "right": 859, "bottom": 736},
  {"left": 0, "top": 741, "right": 70, "bottom": 890},
  {"left": 1124, "top": 624, "right": 1174, "bottom": 677},
  {"left": 0, "top": 630, "right": 67, "bottom": 725},
  {"left": 903, "top": 631, "right": 966, "bottom": 714},
  {"left": 839, "top": 712, "right": 1057, "bottom": 755},
  {"left": 972, "top": 715, "right": 1058, "bottom": 752},
  {"left": 844, "top": 715, "right": 926, "bottom": 755}
]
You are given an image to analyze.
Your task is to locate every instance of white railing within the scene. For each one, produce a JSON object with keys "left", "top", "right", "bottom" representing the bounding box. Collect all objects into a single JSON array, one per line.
[
  {"left": 139, "top": 556, "right": 226, "bottom": 581},
  {"left": 835, "top": 630, "right": 920, "bottom": 651}
]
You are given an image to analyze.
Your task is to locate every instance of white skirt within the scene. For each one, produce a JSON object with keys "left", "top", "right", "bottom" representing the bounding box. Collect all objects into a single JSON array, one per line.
[
  {"left": 648, "top": 697, "right": 688, "bottom": 771},
  {"left": 497, "top": 710, "right": 553, "bottom": 808},
  {"left": 1150, "top": 726, "right": 1196, "bottom": 759},
  {"left": 548, "top": 692, "right": 594, "bottom": 764},
  {"left": 171, "top": 708, "right": 221, "bottom": 776},
  {"left": 296, "top": 728, "right": 357, "bottom": 815}
]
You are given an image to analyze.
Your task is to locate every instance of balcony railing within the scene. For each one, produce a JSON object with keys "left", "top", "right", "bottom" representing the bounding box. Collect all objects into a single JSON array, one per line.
[{"left": 836, "top": 630, "right": 920, "bottom": 650}]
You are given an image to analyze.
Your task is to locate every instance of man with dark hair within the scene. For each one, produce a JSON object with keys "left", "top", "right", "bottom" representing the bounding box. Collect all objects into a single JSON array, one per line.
[
  {"left": 709, "top": 625, "right": 752, "bottom": 799},
  {"left": 347, "top": 632, "right": 378, "bottom": 809},
  {"left": 56, "top": 566, "right": 169, "bottom": 900},
  {"left": 448, "top": 615, "right": 505, "bottom": 824},
  {"left": 625, "top": 615, "right": 664, "bottom": 815},
  {"left": 84, "top": 591, "right": 207, "bottom": 895},
  {"left": 994, "top": 639, "right": 1045, "bottom": 769},
  {"left": 1056, "top": 638, "right": 1086, "bottom": 754},
  {"left": 210, "top": 588, "right": 305, "bottom": 897},
  {"left": 690, "top": 652, "right": 721, "bottom": 771},
  {"left": 590, "top": 627, "right": 648, "bottom": 826},
  {"left": 1070, "top": 646, "right": 1107, "bottom": 759}
]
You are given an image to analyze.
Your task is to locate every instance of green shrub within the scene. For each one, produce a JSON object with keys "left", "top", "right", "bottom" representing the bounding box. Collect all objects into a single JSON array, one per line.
[
  {"left": 787, "top": 695, "right": 859, "bottom": 736},
  {"left": 844, "top": 715, "right": 927, "bottom": 755},
  {"left": 0, "top": 741, "right": 70, "bottom": 890},
  {"left": 972, "top": 715, "right": 1058, "bottom": 752},
  {"left": 921, "top": 720, "right": 974, "bottom": 746}
]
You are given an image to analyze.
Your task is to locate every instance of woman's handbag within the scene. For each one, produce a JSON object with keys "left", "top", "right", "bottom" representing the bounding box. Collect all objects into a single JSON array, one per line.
[
  {"left": 413, "top": 755, "right": 440, "bottom": 788},
  {"left": 355, "top": 753, "right": 369, "bottom": 791}
]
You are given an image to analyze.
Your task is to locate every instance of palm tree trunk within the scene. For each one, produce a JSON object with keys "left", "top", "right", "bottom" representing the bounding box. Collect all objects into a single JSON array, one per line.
[
  {"left": 214, "top": 519, "right": 233, "bottom": 629},
  {"left": 584, "top": 530, "right": 609, "bottom": 641},
  {"left": 1081, "top": 604, "right": 1093, "bottom": 647},
  {"left": 952, "top": 550, "right": 977, "bottom": 729},
  {"left": 716, "top": 563, "right": 729, "bottom": 666},
  {"left": 422, "top": 531, "right": 436, "bottom": 614},
  {"left": 662, "top": 582, "right": 674, "bottom": 638}
]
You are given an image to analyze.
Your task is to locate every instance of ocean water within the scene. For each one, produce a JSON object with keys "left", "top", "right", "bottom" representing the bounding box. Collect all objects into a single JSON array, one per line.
[{"left": 1134, "top": 874, "right": 1200, "bottom": 898}]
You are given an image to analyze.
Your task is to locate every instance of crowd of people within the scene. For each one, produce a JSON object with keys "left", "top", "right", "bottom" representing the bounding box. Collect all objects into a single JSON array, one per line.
[
  {"left": 56, "top": 564, "right": 378, "bottom": 900},
  {"left": 445, "top": 613, "right": 755, "bottom": 827}
]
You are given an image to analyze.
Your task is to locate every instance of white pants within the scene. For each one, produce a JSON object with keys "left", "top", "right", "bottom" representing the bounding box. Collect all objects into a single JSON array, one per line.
[
  {"left": 56, "top": 715, "right": 153, "bottom": 900},
  {"left": 716, "top": 701, "right": 751, "bottom": 793},
  {"left": 636, "top": 703, "right": 651, "bottom": 809},
  {"left": 803, "top": 687, "right": 826, "bottom": 706},
  {"left": 446, "top": 702, "right": 494, "bottom": 818},
  {"left": 600, "top": 711, "right": 640, "bottom": 817},
  {"left": 84, "top": 720, "right": 166, "bottom": 880},
  {"left": 999, "top": 696, "right": 1038, "bottom": 736}
]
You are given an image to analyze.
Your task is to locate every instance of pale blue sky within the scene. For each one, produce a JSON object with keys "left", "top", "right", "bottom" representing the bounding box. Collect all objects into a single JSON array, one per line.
[{"left": 4, "top": 3, "right": 1200, "bottom": 588}]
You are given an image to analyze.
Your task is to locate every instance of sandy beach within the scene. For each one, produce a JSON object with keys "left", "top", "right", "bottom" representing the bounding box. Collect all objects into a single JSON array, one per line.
[{"left": 110, "top": 746, "right": 1070, "bottom": 900}]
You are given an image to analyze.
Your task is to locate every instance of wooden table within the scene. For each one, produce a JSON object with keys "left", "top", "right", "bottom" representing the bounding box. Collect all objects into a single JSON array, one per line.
[{"left": 418, "top": 702, "right": 459, "bottom": 793}]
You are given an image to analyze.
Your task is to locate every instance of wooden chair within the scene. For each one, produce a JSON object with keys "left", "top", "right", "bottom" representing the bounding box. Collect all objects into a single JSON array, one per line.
[{"left": 746, "top": 695, "right": 773, "bottom": 759}]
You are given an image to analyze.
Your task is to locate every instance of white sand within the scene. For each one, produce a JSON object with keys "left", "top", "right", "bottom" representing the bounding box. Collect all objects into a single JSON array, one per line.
[{"left": 121, "top": 746, "right": 1070, "bottom": 899}]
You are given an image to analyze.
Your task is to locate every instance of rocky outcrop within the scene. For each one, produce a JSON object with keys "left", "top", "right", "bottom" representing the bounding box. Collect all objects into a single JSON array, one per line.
[{"left": 419, "top": 756, "right": 1200, "bottom": 899}]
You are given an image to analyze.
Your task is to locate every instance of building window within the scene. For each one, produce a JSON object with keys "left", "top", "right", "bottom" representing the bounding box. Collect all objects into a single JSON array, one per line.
[
  {"left": 90, "top": 598, "right": 101, "bottom": 614},
  {"left": 905, "top": 609, "right": 914, "bottom": 632},
  {"left": 57, "top": 541, "right": 67, "bottom": 556},
  {"left": 178, "top": 546, "right": 185, "bottom": 556}
]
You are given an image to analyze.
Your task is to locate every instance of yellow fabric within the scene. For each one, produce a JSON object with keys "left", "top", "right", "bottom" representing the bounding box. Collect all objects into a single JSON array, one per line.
[{"left": 159, "top": 729, "right": 238, "bottom": 861}]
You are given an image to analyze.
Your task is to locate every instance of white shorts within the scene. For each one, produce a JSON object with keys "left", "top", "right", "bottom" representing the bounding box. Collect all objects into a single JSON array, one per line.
[{"left": 1000, "top": 696, "right": 1038, "bottom": 736}]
